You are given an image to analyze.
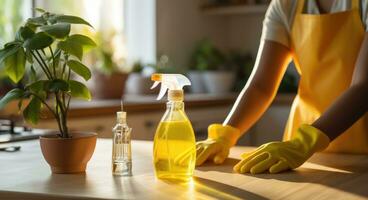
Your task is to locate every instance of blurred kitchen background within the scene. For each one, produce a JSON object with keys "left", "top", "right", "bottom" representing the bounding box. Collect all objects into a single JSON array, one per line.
[{"left": 0, "top": 0, "right": 298, "bottom": 146}]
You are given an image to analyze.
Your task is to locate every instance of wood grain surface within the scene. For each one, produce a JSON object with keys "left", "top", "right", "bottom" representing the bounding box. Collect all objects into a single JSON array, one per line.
[{"left": 0, "top": 139, "right": 367, "bottom": 200}]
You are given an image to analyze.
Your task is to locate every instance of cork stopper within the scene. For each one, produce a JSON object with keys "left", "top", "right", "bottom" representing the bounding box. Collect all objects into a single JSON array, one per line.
[
  {"left": 116, "top": 111, "right": 127, "bottom": 124},
  {"left": 168, "top": 90, "right": 183, "bottom": 101}
]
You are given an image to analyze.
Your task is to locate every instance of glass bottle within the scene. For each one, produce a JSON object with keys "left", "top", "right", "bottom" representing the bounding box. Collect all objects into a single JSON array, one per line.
[{"left": 112, "top": 111, "right": 132, "bottom": 176}]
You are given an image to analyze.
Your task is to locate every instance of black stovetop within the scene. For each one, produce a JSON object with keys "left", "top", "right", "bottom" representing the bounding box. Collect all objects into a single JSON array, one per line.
[{"left": 0, "top": 119, "right": 52, "bottom": 143}]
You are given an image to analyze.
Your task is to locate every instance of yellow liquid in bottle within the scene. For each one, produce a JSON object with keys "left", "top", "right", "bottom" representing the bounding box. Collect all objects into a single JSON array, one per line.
[{"left": 153, "top": 120, "right": 196, "bottom": 181}]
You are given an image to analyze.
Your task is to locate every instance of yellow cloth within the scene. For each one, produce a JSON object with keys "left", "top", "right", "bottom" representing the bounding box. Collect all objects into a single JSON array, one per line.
[
  {"left": 284, "top": 0, "right": 368, "bottom": 153},
  {"left": 234, "top": 124, "right": 330, "bottom": 174}
]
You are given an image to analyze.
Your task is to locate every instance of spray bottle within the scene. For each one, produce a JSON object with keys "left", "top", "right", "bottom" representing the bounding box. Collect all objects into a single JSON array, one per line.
[{"left": 151, "top": 73, "right": 196, "bottom": 181}]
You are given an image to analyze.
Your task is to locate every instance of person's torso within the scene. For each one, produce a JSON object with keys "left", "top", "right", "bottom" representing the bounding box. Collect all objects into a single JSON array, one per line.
[
  {"left": 283, "top": 0, "right": 368, "bottom": 154},
  {"left": 281, "top": 0, "right": 368, "bottom": 33}
]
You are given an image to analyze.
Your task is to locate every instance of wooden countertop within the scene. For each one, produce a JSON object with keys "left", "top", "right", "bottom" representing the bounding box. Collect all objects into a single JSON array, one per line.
[{"left": 0, "top": 139, "right": 367, "bottom": 200}]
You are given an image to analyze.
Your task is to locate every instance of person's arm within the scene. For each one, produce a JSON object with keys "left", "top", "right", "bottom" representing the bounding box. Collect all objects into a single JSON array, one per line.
[
  {"left": 234, "top": 33, "right": 368, "bottom": 174},
  {"left": 223, "top": 40, "right": 291, "bottom": 135},
  {"left": 194, "top": 40, "right": 291, "bottom": 166},
  {"left": 312, "top": 32, "right": 368, "bottom": 140}
]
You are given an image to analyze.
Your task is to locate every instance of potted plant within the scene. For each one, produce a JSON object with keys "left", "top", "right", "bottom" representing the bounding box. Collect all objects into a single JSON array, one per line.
[
  {"left": 125, "top": 55, "right": 175, "bottom": 95},
  {"left": 190, "top": 39, "right": 236, "bottom": 94},
  {"left": 0, "top": 9, "right": 97, "bottom": 173},
  {"left": 125, "top": 61, "right": 153, "bottom": 95},
  {"left": 88, "top": 32, "right": 128, "bottom": 99},
  {"left": 227, "top": 52, "right": 254, "bottom": 92}
]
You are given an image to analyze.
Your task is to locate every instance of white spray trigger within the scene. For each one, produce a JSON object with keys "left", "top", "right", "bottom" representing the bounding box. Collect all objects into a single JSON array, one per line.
[
  {"left": 157, "top": 85, "right": 168, "bottom": 100},
  {"left": 151, "top": 73, "right": 191, "bottom": 100},
  {"left": 151, "top": 81, "right": 160, "bottom": 89}
]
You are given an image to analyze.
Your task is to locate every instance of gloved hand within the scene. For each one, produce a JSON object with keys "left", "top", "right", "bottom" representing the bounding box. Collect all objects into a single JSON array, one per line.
[
  {"left": 195, "top": 124, "right": 240, "bottom": 166},
  {"left": 233, "top": 124, "right": 330, "bottom": 174}
]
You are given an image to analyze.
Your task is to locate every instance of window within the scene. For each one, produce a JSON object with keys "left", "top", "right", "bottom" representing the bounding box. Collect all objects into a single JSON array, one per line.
[
  {"left": 0, "top": 0, "right": 156, "bottom": 71},
  {"left": 0, "top": 0, "right": 32, "bottom": 47}
]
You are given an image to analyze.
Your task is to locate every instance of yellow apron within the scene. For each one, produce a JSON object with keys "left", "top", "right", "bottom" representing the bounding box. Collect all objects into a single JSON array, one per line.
[{"left": 283, "top": 0, "right": 368, "bottom": 154}]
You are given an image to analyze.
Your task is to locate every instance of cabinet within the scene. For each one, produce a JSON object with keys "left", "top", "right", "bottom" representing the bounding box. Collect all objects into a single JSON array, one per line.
[
  {"left": 34, "top": 105, "right": 231, "bottom": 140},
  {"left": 32, "top": 94, "right": 294, "bottom": 145},
  {"left": 32, "top": 94, "right": 235, "bottom": 140}
]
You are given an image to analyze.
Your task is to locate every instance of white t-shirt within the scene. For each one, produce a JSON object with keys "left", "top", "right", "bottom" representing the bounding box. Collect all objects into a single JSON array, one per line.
[{"left": 262, "top": 0, "right": 368, "bottom": 48}]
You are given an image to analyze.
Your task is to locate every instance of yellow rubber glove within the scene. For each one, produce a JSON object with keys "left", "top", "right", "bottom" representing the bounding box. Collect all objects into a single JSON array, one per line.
[
  {"left": 233, "top": 124, "right": 330, "bottom": 174},
  {"left": 196, "top": 124, "right": 240, "bottom": 166}
]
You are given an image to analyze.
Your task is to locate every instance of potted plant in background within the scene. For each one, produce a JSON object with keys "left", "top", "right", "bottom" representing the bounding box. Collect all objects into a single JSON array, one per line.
[
  {"left": 0, "top": 9, "right": 97, "bottom": 173},
  {"left": 88, "top": 32, "right": 128, "bottom": 99},
  {"left": 125, "top": 55, "right": 175, "bottom": 95},
  {"left": 227, "top": 52, "right": 255, "bottom": 92},
  {"left": 125, "top": 61, "right": 153, "bottom": 95},
  {"left": 190, "top": 39, "right": 236, "bottom": 94}
]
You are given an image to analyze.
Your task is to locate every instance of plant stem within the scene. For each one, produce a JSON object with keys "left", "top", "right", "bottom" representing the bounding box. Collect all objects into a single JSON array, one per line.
[
  {"left": 67, "top": 68, "right": 71, "bottom": 80},
  {"left": 62, "top": 54, "right": 69, "bottom": 79},
  {"left": 60, "top": 109, "right": 69, "bottom": 138},
  {"left": 55, "top": 91, "right": 69, "bottom": 138},
  {"left": 30, "top": 92, "right": 64, "bottom": 135},
  {"left": 49, "top": 47, "right": 56, "bottom": 78},
  {"left": 54, "top": 92, "right": 65, "bottom": 137},
  {"left": 31, "top": 51, "right": 52, "bottom": 80},
  {"left": 29, "top": 92, "right": 56, "bottom": 117},
  {"left": 66, "top": 94, "right": 71, "bottom": 115},
  {"left": 54, "top": 92, "right": 68, "bottom": 138},
  {"left": 32, "top": 49, "right": 71, "bottom": 138},
  {"left": 35, "top": 50, "right": 54, "bottom": 79},
  {"left": 30, "top": 51, "right": 66, "bottom": 136}
]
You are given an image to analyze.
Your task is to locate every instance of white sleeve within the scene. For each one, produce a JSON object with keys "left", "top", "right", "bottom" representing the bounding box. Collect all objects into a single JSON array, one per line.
[{"left": 261, "top": 0, "right": 294, "bottom": 48}]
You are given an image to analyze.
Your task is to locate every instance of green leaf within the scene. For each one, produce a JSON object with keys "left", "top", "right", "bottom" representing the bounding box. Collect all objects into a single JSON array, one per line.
[
  {"left": 34, "top": 8, "right": 46, "bottom": 13},
  {"left": 23, "top": 96, "right": 42, "bottom": 124},
  {"left": 57, "top": 40, "right": 83, "bottom": 60},
  {"left": 25, "top": 22, "right": 39, "bottom": 31},
  {"left": 15, "top": 26, "right": 35, "bottom": 41},
  {"left": 53, "top": 49, "right": 61, "bottom": 68},
  {"left": 23, "top": 32, "right": 54, "bottom": 50},
  {"left": 67, "top": 60, "right": 91, "bottom": 81},
  {"left": 27, "top": 80, "right": 49, "bottom": 92},
  {"left": 0, "top": 88, "right": 24, "bottom": 109},
  {"left": 40, "top": 23, "right": 71, "bottom": 39},
  {"left": 48, "top": 79, "right": 69, "bottom": 92},
  {"left": 29, "top": 65, "right": 37, "bottom": 82},
  {"left": 26, "top": 16, "right": 46, "bottom": 26},
  {"left": 51, "top": 15, "right": 93, "bottom": 27},
  {"left": 68, "top": 34, "right": 96, "bottom": 49},
  {"left": 68, "top": 80, "right": 91, "bottom": 100},
  {"left": 5, "top": 48, "right": 26, "bottom": 83},
  {"left": 57, "top": 34, "right": 96, "bottom": 60},
  {"left": 0, "top": 44, "right": 21, "bottom": 64},
  {"left": 25, "top": 49, "right": 33, "bottom": 63},
  {"left": 4, "top": 41, "right": 22, "bottom": 48}
]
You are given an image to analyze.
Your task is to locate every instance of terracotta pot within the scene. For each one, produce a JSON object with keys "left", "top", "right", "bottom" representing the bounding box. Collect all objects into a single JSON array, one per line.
[
  {"left": 40, "top": 132, "right": 97, "bottom": 174},
  {"left": 88, "top": 72, "right": 129, "bottom": 99}
]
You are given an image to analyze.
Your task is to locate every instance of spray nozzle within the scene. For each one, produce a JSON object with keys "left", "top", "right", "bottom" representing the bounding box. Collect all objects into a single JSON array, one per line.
[{"left": 151, "top": 73, "right": 191, "bottom": 100}]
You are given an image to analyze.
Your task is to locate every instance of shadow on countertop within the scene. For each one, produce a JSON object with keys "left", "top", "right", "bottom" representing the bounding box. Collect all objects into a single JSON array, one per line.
[
  {"left": 196, "top": 154, "right": 368, "bottom": 199},
  {"left": 193, "top": 177, "right": 267, "bottom": 200},
  {"left": 194, "top": 158, "right": 268, "bottom": 199}
]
